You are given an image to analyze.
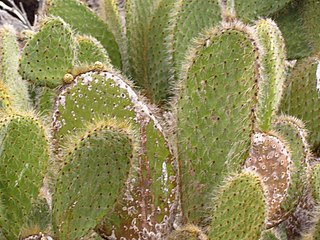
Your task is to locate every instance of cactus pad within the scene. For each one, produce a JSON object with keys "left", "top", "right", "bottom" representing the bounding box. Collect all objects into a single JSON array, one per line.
[
  {"left": 244, "top": 132, "right": 292, "bottom": 227},
  {"left": 0, "top": 83, "right": 12, "bottom": 112},
  {"left": 53, "top": 70, "right": 177, "bottom": 238},
  {"left": 279, "top": 57, "right": 320, "bottom": 155},
  {"left": 46, "top": 0, "right": 121, "bottom": 68},
  {"left": 75, "top": 35, "right": 110, "bottom": 66},
  {"left": 311, "top": 164, "right": 320, "bottom": 204},
  {"left": 271, "top": 116, "right": 310, "bottom": 214},
  {"left": 0, "top": 114, "right": 49, "bottom": 239},
  {"left": 208, "top": 172, "right": 266, "bottom": 240},
  {"left": 0, "top": 25, "right": 30, "bottom": 111},
  {"left": 301, "top": 0, "right": 320, "bottom": 53},
  {"left": 20, "top": 17, "right": 76, "bottom": 88},
  {"left": 273, "top": 3, "right": 312, "bottom": 59},
  {"left": 176, "top": 21, "right": 261, "bottom": 225},
  {"left": 231, "top": 0, "right": 292, "bottom": 22},
  {"left": 52, "top": 120, "right": 133, "bottom": 239},
  {"left": 172, "top": 0, "right": 221, "bottom": 74},
  {"left": 255, "top": 19, "right": 286, "bottom": 131}
]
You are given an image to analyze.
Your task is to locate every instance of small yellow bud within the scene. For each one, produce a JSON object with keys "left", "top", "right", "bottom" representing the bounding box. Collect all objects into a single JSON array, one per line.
[
  {"left": 94, "top": 61, "right": 104, "bottom": 71},
  {"left": 63, "top": 73, "right": 74, "bottom": 84}
]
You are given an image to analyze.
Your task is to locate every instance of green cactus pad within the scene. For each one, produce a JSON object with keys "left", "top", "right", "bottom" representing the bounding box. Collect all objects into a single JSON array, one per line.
[
  {"left": 273, "top": 2, "right": 312, "bottom": 59},
  {"left": 172, "top": 0, "right": 221, "bottom": 74},
  {"left": 255, "top": 19, "right": 286, "bottom": 131},
  {"left": 46, "top": 0, "right": 121, "bottom": 68},
  {"left": 176, "top": 21, "right": 261, "bottom": 225},
  {"left": 229, "top": 0, "right": 292, "bottom": 22},
  {"left": 0, "top": 114, "right": 49, "bottom": 239},
  {"left": 75, "top": 35, "right": 111, "bottom": 66},
  {"left": 301, "top": 0, "right": 320, "bottom": 53},
  {"left": 311, "top": 164, "right": 320, "bottom": 204},
  {"left": 271, "top": 116, "right": 310, "bottom": 214},
  {"left": 53, "top": 70, "right": 177, "bottom": 238},
  {"left": 125, "top": 0, "right": 175, "bottom": 103},
  {"left": 279, "top": 57, "right": 320, "bottom": 155},
  {"left": 20, "top": 17, "right": 76, "bottom": 88},
  {"left": 167, "top": 225, "right": 208, "bottom": 240},
  {"left": 53, "top": 120, "right": 133, "bottom": 239},
  {"left": 244, "top": 132, "right": 292, "bottom": 227},
  {"left": 0, "top": 25, "right": 30, "bottom": 111},
  {"left": 208, "top": 172, "right": 266, "bottom": 240},
  {"left": 144, "top": 0, "right": 176, "bottom": 103}
]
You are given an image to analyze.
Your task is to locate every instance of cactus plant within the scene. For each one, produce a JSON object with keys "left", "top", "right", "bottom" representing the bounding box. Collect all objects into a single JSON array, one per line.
[{"left": 3, "top": 0, "right": 320, "bottom": 239}]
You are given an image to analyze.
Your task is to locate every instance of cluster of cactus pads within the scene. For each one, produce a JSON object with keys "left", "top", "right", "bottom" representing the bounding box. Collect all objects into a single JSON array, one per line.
[{"left": 2, "top": 0, "right": 320, "bottom": 239}]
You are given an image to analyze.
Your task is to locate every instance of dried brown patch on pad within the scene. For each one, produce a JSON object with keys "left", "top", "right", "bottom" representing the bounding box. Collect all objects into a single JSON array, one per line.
[{"left": 245, "top": 132, "right": 292, "bottom": 227}]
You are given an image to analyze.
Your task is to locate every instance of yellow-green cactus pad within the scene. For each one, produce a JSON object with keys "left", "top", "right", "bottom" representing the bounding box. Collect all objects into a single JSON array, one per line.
[
  {"left": 100, "top": 0, "right": 125, "bottom": 68},
  {"left": 35, "top": 86, "right": 57, "bottom": 118},
  {"left": 255, "top": 19, "right": 286, "bottom": 131},
  {"left": 22, "top": 197, "right": 51, "bottom": 235},
  {"left": 46, "top": 0, "right": 121, "bottom": 68},
  {"left": 0, "top": 114, "right": 49, "bottom": 239},
  {"left": 208, "top": 172, "right": 266, "bottom": 240},
  {"left": 0, "top": 25, "right": 30, "bottom": 111},
  {"left": 176, "top": 21, "right": 261, "bottom": 225},
  {"left": 20, "top": 17, "right": 76, "bottom": 88}
]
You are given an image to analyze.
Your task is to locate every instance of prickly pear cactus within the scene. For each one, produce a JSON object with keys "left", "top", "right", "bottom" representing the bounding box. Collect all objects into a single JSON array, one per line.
[{"left": 2, "top": 0, "right": 320, "bottom": 239}]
